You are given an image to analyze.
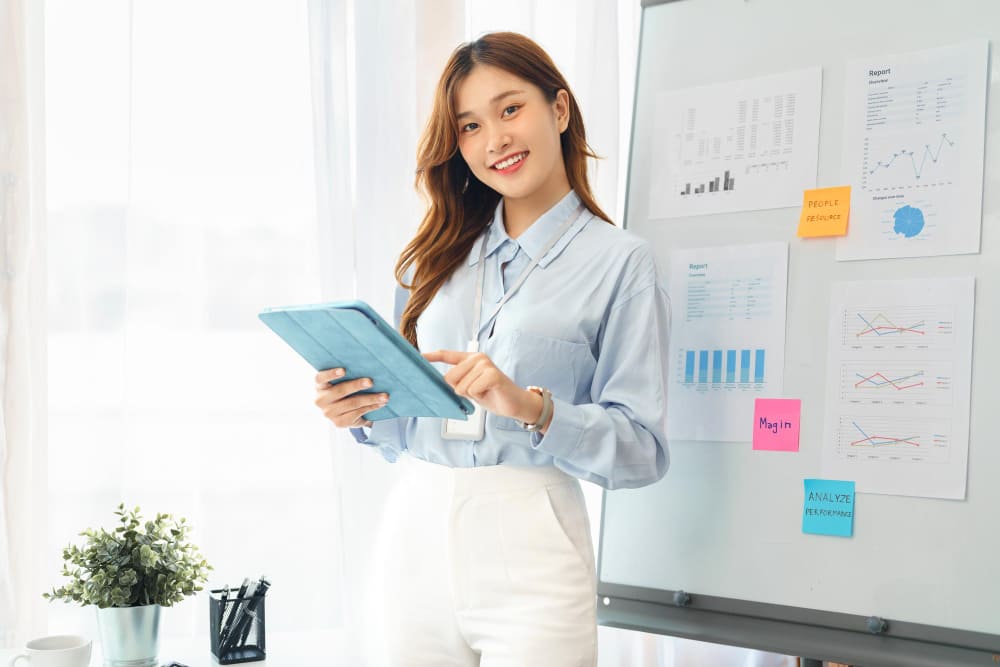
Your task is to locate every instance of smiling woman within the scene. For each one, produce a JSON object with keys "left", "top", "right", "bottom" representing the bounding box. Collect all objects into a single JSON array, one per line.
[
  {"left": 454, "top": 67, "right": 572, "bottom": 236},
  {"left": 397, "top": 33, "right": 613, "bottom": 350},
  {"left": 312, "top": 31, "right": 672, "bottom": 667}
]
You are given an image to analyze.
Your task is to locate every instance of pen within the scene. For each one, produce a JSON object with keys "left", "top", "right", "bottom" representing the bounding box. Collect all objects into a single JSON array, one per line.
[
  {"left": 220, "top": 578, "right": 254, "bottom": 651},
  {"left": 220, "top": 578, "right": 248, "bottom": 644},
  {"left": 234, "top": 576, "right": 271, "bottom": 648},
  {"left": 217, "top": 584, "right": 231, "bottom": 639},
  {"left": 216, "top": 585, "right": 229, "bottom": 647},
  {"left": 221, "top": 578, "right": 260, "bottom": 653}
]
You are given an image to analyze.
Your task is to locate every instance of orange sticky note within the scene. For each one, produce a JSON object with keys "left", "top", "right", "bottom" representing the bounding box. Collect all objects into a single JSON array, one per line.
[{"left": 797, "top": 186, "right": 850, "bottom": 237}]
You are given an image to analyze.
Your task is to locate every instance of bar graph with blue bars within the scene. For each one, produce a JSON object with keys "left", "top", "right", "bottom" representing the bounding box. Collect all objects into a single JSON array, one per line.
[{"left": 682, "top": 347, "right": 767, "bottom": 385}]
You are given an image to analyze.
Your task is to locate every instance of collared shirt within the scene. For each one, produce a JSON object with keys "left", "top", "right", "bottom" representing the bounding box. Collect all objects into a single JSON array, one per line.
[{"left": 350, "top": 189, "right": 671, "bottom": 490}]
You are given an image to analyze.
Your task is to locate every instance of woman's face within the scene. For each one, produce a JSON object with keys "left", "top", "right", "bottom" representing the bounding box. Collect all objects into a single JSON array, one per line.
[{"left": 454, "top": 65, "right": 569, "bottom": 202}]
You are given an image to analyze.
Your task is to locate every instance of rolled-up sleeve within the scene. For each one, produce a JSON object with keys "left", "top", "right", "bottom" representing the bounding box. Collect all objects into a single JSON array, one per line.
[
  {"left": 347, "top": 279, "right": 413, "bottom": 462},
  {"left": 530, "top": 278, "right": 671, "bottom": 489}
]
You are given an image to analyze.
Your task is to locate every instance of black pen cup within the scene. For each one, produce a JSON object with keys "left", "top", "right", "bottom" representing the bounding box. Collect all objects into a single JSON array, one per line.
[{"left": 210, "top": 588, "right": 266, "bottom": 664}]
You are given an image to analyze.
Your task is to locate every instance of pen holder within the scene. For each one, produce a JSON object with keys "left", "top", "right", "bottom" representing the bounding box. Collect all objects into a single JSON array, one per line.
[{"left": 209, "top": 588, "right": 266, "bottom": 664}]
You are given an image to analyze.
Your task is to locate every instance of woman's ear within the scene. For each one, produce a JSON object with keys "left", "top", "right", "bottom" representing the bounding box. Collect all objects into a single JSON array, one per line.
[{"left": 554, "top": 89, "right": 570, "bottom": 134}]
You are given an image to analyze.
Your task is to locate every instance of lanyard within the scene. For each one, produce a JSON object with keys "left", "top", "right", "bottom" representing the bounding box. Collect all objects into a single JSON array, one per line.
[{"left": 470, "top": 204, "right": 586, "bottom": 342}]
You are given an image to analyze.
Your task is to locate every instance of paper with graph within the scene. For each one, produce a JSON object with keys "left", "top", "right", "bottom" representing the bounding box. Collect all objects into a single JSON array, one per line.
[
  {"left": 837, "top": 40, "right": 988, "bottom": 261},
  {"left": 822, "top": 277, "right": 974, "bottom": 499},
  {"left": 648, "top": 68, "right": 821, "bottom": 219},
  {"left": 665, "top": 242, "right": 788, "bottom": 442}
]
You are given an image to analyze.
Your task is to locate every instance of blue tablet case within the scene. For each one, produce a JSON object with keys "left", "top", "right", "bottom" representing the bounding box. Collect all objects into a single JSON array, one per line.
[{"left": 258, "top": 300, "right": 474, "bottom": 421}]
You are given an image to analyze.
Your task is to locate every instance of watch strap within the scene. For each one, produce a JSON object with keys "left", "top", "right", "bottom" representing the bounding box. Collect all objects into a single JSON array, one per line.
[{"left": 518, "top": 386, "right": 553, "bottom": 432}]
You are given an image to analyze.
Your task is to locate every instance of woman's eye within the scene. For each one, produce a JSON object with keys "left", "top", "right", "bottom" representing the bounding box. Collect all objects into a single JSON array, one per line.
[
  {"left": 461, "top": 122, "right": 479, "bottom": 133},
  {"left": 502, "top": 105, "right": 520, "bottom": 116}
]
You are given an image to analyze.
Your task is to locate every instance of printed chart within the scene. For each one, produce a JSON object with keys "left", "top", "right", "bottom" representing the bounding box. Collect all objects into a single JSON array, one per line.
[
  {"left": 838, "top": 361, "right": 953, "bottom": 408},
  {"left": 648, "top": 68, "right": 821, "bottom": 219},
  {"left": 839, "top": 304, "right": 955, "bottom": 351},
  {"left": 823, "top": 277, "right": 974, "bottom": 499},
  {"left": 666, "top": 242, "right": 788, "bottom": 441},
  {"left": 679, "top": 348, "right": 768, "bottom": 386},
  {"left": 836, "top": 415, "right": 951, "bottom": 465},
  {"left": 838, "top": 40, "right": 987, "bottom": 260}
]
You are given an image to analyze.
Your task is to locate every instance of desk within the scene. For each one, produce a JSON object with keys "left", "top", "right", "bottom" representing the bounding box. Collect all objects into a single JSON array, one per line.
[{"left": 0, "top": 631, "right": 361, "bottom": 666}]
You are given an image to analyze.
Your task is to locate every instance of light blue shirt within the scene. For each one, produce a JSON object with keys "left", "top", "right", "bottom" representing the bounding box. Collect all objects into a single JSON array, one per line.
[{"left": 351, "top": 189, "right": 671, "bottom": 490}]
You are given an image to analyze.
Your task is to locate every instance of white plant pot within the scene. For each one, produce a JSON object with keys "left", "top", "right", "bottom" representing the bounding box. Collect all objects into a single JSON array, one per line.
[{"left": 95, "top": 604, "right": 161, "bottom": 667}]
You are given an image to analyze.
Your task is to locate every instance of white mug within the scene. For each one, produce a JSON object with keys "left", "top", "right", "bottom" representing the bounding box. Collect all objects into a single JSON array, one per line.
[{"left": 8, "top": 635, "right": 92, "bottom": 667}]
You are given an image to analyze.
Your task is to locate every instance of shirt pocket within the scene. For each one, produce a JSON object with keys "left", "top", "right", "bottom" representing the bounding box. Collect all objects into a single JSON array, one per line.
[{"left": 494, "top": 329, "right": 595, "bottom": 431}]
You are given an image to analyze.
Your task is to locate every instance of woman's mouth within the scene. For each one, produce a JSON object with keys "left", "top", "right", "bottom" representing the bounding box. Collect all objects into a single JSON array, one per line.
[{"left": 491, "top": 151, "right": 528, "bottom": 175}]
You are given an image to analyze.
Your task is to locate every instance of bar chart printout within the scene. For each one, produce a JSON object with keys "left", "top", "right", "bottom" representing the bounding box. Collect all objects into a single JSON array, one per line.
[
  {"left": 682, "top": 348, "right": 766, "bottom": 385},
  {"left": 666, "top": 242, "right": 789, "bottom": 441},
  {"left": 822, "top": 277, "right": 974, "bottom": 499},
  {"left": 649, "top": 67, "right": 821, "bottom": 219}
]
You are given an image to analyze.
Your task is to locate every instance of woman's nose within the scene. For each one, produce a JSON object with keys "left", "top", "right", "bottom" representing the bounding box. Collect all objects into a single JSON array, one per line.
[{"left": 488, "top": 131, "right": 511, "bottom": 156}]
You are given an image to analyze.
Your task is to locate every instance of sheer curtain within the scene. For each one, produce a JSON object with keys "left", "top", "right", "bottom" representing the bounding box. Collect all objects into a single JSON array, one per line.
[
  {"left": 41, "top": 0, "right": 347, "bottom": 648},
  {"left": 0, "top": 0, "right": 46, "bottom": 649}
]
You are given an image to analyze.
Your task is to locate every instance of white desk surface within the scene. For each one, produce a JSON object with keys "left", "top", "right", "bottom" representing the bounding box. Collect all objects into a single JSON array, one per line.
[{"left": 1, "top": 631, "right": 361, "bottom": 666}]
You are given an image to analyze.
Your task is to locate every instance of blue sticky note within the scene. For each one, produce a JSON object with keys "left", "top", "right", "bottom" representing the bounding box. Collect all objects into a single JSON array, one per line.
[{"left": 802, "top": 479, "right": 855, "bottom": 537}]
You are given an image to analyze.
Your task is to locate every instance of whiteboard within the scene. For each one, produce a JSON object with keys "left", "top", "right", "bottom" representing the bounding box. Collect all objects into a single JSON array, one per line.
[{"left": 598, "top": 0, "right": 1000, "bottom": 660}]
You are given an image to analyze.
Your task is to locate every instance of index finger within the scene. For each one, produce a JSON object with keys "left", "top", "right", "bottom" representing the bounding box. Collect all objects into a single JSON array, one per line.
[{"left": 422, "top": 349, "right": 471, "bottom": 365}]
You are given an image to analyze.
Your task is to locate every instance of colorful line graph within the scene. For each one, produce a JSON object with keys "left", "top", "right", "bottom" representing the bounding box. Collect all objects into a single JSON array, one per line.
[
  {"left": 849, "top": 420, "right": 921, "bottom": 448},
  {"left": 838, "top": 362, "right": 953, "bottom": 406},
  {"left": 866, "top": 133, "right": 954, "bottom": 181},
  {"left": 855, "top": 312, "right": 925, "bottom": 338},
  {"left": 842, "top": 305, "right": 955, "bottom": 350},
  {"left": 836, "top": 416, "right": 950, "bottom": 463},
  {"left": 854, "top": 370, "right": 925, "bottom": 391}
]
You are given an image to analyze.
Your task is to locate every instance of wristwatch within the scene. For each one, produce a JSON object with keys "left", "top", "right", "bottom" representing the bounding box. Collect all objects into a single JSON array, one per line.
[{"left": 517, "top": 386, "right": 553, "bottom": 432}]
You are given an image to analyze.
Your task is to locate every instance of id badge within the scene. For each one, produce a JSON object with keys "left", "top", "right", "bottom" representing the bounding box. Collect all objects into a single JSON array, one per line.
[{"left": 441, "top": 340, "right": 486, "bottom": 441}]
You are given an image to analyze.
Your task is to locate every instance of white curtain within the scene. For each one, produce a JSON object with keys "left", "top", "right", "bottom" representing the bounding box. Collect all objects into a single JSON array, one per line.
[
  {"left": 0, "top": 0, "right": 46, "bottom": 648},
  {"left": 38, "top": 0, "right": 346, "bottom": 649}
]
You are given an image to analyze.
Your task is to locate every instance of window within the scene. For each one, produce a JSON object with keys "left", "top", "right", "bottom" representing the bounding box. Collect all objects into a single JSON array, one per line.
[{"left": 45, "top": 0, "right": 342, "bottom": 637}]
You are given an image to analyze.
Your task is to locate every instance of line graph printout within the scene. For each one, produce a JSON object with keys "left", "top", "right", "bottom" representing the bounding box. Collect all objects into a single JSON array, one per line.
[
  {"left": 841, "top": 305, "right": 955, "bottom": 352},
  {"left": 839, "top": 361, "right": 954, "bottom": 408},
  {"left": 648, "top": 68, "right": 821, "bottom": 219},
  {"left": 836, "top": 416, "right": 951, "bottom": 465},
  {"left": 666, "top": 243, "right": 788, "bottom": 441},
  {"left": 837, "top": 40, "right": 988, "bottom": 260},
  {"left": 823, "top": 277, "right": 974, "bottom": 499}
]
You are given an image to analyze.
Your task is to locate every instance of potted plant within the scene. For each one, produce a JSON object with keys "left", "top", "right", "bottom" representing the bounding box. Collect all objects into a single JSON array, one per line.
[{"left": 44, "top": 503, "right": 212, "bottom": 667}]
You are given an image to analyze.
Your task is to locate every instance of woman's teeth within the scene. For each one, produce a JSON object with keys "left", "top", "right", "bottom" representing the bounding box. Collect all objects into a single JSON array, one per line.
[{"left": 494, "top": 152, "right": 526, "bottom": 170}]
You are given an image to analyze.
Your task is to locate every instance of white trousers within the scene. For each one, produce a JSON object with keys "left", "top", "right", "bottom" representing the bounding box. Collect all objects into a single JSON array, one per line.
[{"left": 368, "top": 454, "right": 598, "bottom": 667}]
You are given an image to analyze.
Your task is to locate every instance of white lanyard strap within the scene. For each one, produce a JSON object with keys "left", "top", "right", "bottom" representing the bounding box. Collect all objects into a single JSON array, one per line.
[{"left": 471, "top": 203, "right": 586, "bottom": 339}]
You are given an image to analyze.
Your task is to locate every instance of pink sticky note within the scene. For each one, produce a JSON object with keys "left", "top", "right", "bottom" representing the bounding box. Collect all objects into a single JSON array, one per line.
[{"left": 753, "top": 398, "right": 801, "bottom": 451}]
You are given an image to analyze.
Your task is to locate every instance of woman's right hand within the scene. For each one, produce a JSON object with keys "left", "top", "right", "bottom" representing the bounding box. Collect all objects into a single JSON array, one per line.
[{"left": 314, "top": 368, "right": 390, "bottom": 429}]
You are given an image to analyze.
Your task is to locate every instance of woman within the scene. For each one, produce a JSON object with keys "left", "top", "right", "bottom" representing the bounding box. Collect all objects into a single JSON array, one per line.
[{"left": 314, "top": 32, "right": 670, "bottom": 666}]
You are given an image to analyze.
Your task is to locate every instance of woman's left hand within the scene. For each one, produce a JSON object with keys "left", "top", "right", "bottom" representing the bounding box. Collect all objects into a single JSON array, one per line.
[{"left": 422, "top": 349, "right": 542, "bottom": 425}]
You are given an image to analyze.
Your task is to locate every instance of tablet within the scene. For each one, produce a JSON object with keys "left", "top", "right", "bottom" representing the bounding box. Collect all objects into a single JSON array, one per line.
[{"left": 258, "top": 300, "right": 475, "bottom": 421}]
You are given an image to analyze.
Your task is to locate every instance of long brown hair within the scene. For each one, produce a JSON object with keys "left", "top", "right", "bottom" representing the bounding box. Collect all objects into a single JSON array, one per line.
[{"left": 397, "top": 31, "right": 612, "bottom": 347}]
